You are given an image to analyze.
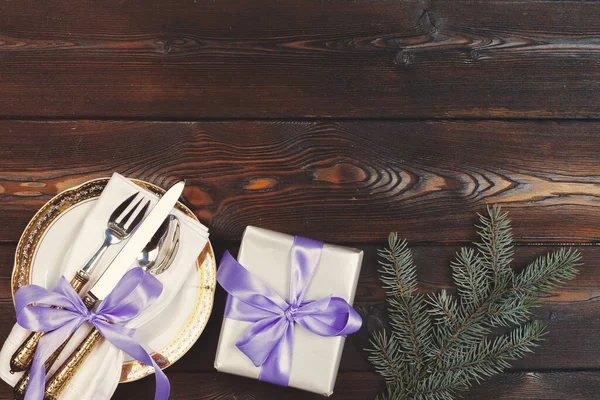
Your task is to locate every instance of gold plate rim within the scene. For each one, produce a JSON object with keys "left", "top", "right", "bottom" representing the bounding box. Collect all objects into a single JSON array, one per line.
[{"left": 11, "top": 177, "right": 216, "bottom": 383}]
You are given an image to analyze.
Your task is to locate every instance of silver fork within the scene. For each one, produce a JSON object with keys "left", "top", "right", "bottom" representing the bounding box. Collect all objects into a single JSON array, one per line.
[
  {"left": 9, "top": 191, "right": 150, "bottom": 374},
  {"left": 78, "top": 192, "right": 151, "bottom": 281}
]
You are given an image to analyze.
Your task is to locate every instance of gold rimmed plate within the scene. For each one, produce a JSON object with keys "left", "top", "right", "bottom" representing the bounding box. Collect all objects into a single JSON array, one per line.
[{"left": 11, "top": 178, "right": 216, "bottom": 382}]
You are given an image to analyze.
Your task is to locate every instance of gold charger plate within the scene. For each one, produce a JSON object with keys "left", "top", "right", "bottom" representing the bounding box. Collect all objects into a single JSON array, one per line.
[{"left": 11, "top": 178, "right": 216, "bottom": 383}]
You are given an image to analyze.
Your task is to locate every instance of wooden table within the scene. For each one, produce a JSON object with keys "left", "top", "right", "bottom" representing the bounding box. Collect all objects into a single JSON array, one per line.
[{"left": 1, "top": 1, "right": 600, "bottom": 399}]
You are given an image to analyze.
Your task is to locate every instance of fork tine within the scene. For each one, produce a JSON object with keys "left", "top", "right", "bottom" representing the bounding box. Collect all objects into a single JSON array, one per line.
[
  {"left": 117, "top": 197, "right": 144, "bottom": 227},
  {"left": 110, "top": 192, "right": 139, "bottom": 222},
  {"left": 125, "top": 200, "right": 151, "bottom": 232}
]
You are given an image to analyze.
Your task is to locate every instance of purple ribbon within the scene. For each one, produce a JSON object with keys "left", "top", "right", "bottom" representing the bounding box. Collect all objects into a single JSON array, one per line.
[
  {"left": 217, "top": 236, "right": 362, "bottom": 386},
  {"left": 15, "top": 267, "right": 170, "bottom": 400}
]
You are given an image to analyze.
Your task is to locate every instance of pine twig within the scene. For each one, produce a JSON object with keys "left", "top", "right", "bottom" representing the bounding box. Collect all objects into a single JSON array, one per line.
[{"left": 367, "top": 206, "right": 581, "bottom": 400}]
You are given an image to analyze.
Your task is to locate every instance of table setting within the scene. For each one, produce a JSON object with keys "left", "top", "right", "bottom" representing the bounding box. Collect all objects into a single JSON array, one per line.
[
  {"left": 0, "top": 173, "right": 364, "bottom": 399},
  {"left": 1, "top": 174, "right": 215, "bottom": 399}
]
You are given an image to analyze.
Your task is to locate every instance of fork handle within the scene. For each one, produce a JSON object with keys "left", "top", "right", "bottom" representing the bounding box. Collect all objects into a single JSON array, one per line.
[
  {"left": 44, "top": 328, "right": 103, "bottom": 400},
  {"left": 9, "top": 273, "right": 89, "bottom": 373},
  {"left": 80, "top": 234, "right": 111, "bottom": 275}
]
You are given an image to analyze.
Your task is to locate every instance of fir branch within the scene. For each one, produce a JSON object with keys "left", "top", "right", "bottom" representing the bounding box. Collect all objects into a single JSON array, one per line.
[
  {"left": 427, "top": 290, "right": 459, "bottom": 334},
  {"left": 488, "top": 248, "right": 580, "bottom": 327},
  {"left": 433, "top": 207, "right": 518, "bottom": 361},
  {"left": 377, "top": 233, "right": 418, "bottom": 298},
  {"left": 368, "top": 206, "right": 581, "bottom": 400},
  {"left": 377, "top": 234, "right": 433, "bottom": 370},
  {"left": 432, "top": 294, "right": 491, "bottom": 363},
  {"left": 486, "top": 292, "right": 537, "bottom": 327},
  {"left": 450, "top": 248, "right": 488, "bottom": 308},
  {"left": 367, "top": 330, "right": 405, "bottom": 385},
  {"left": 412, "top": 375, "right": 462, "bottom": 400},
  {"left": 476, "top": 205, "right": 514, "bottom": 287},
  {"left": 513, "top": 248, "right": 581, "bottom": 294},
  {"left": 387, "top": 294, "right": 432, "bottom": 369},
  {"left": 376, "top": 384, "right": 410, "bottom": 400},
  {"left": 433, "top": 321, "right": 547, "bottom": 383}
]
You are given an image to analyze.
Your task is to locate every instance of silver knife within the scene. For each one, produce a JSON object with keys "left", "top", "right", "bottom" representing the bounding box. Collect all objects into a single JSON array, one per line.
[
  {"left": 82, "top": 180, "right": 185, "bottom": 307},
  {"left": 44, "top": 180, "right": 186, "bottom": 400}
]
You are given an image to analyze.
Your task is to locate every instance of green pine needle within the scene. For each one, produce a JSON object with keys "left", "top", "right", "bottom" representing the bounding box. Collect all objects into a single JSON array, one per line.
[{"left": 367, "top": 205, "right": 581, "bottom": 400}]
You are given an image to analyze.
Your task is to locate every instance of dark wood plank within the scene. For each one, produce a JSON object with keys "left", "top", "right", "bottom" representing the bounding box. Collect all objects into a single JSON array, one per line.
[
  {"left": 2, "top": 242, "right": 600, "bottom": 373},
  {"left": 3, "top": 371, "right": 599, "bottom": 399},
  {"left": 3, "top": 120, "right": 600, "bottom": 242},
  {"left": 114, "top": 372, "right": 382, "bottom": 400},
  {"left": 467, "top": 372, "right": 600, "bottom": 400},
  {"left": 3, "top": 1, "right": 600, "bottom": 118},
  {"left": 108, "top": 371, "right": 600, "bottom": 400},
  {"left": 0, "top": 372, "right": 381, "bottom": 400}
]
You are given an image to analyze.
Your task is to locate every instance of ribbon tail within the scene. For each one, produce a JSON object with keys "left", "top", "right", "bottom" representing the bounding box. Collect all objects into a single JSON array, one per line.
[
  {"left": 25, "top": 319, "right": 83, "bottom": 400},
  {"left": 258, "top": 322, "right": 294, "bottom": 387},
  {"left": 95, "top": 321, "right": 170, "bottom": 400}
]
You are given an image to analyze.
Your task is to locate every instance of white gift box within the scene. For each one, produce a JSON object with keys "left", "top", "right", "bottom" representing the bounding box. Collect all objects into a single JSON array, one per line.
[{"left": 214, "top": 226, "right": 363, "bottom": 396}]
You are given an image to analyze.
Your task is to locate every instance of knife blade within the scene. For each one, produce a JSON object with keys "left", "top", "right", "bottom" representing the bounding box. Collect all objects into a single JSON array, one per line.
[{"left": 84, "top": 180, "right": 185, "bottom": 304}]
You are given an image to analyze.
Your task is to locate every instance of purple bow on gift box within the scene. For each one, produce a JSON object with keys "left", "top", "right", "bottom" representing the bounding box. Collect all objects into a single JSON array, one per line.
[
  {"left": 217, "top": 236, "right": 362, "bottom": 387},
  {"left": 14, "top": 268, "right": 170, "bottom": 400}
]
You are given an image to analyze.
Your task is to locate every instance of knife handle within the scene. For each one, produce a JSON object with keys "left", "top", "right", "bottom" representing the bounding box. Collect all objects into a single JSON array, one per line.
[
  {"left": 43, "top": 327, "right": 103, "bottom": 400},
  {"left": 9, "top": 272, "right": 89, "bottom": 373}
]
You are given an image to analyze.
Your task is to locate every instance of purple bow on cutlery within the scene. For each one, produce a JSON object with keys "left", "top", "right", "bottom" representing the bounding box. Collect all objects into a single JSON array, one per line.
[
  {"left": 15, "top": 267, "right": 169, "bottom": 400},
  {"left": 217, "top": 236, "right": 362, "bottom": 387}
]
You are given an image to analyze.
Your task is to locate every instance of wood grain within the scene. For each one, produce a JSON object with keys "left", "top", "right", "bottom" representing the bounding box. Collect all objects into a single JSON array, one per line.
[
  {"left": 111, "top": 372, "right": 383, "bottom": 400},
  {"left": 3, "top": 1, "right": 600, "bottom": 118},
  {"left": 2, "top": 120, "right": 600, "bottom": 243},
  {"left": 3, "top": 371, "right": 599, "bottom": 399},
  {"left": 109, "top": 371, "right": 600, "bottom": 400}
]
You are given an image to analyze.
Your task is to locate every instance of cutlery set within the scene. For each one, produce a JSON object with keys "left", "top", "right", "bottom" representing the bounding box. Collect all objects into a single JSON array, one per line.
[{"left": 10, "top": 181, "right": 186, "bottom": 400}]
